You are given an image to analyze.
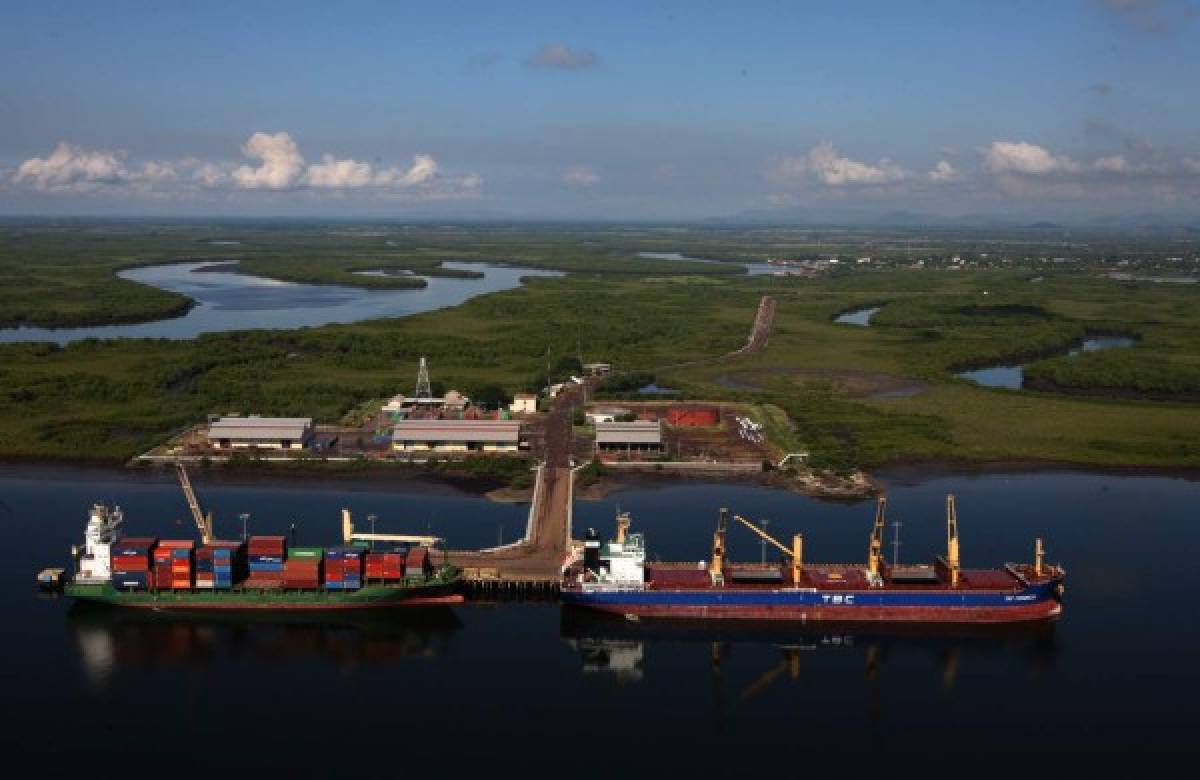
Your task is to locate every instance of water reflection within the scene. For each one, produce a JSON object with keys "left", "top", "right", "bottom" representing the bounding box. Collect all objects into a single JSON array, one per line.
[
  {"left": 560, "top": 606, "right": 1058, "bottom": 695},
  {"left": 68, "top": 602, "right": 462, "bottom": 690}
]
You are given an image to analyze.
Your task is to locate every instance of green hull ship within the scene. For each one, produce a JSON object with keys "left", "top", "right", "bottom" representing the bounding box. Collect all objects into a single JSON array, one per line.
[
  {"left": 64, "top": 503, "right": 464, "bottom": 613},
  {"left": 66, "top": 570, "right": 462, "bottom": 612}
]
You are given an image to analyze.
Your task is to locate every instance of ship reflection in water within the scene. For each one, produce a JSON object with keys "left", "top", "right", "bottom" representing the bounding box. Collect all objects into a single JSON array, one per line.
[
  {"left": 68, "top": 602, "right": 462, "bottom": 690},
  {"left": 560, "top": 606, "right": 1058, "bottom": 694}
]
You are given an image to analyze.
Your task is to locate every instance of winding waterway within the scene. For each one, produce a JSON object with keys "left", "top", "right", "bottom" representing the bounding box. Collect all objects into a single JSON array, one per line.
[
  {"left": 4, "top": 464, "right": 1198, "bottom": 770},
  {"left": 0, "top": 261, "right": 562, "bottom": 344},
  {"left": 636, "top": 251, "right": 779, "bottom": 275},
  {"left": 958, "top": 336, "right": 1136, "bottom": 389}
]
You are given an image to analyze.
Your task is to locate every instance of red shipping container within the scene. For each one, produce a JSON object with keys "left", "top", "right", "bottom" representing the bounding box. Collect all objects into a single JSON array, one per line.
[
  {"left": 158, "top": 539, "right": 195, "bottom": 549},
  {"left": 113, "top": 558, "right": 150, "bottom": 573}
]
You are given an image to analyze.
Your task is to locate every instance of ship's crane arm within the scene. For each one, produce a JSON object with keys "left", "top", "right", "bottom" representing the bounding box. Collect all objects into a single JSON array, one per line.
[
  {"left": 733, "top": 515, "right": 792, "bottom": 558},
  {"left": 732, "top": 514, "right": 804, "bottom": 584},
  {"left": 341, "top": 509, "right": 441, "bottom": 547}
]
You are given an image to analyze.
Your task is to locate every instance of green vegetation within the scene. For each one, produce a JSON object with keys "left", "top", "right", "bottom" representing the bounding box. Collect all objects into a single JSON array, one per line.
[{"left": 2, "top": 221, "right": 1200, "bottom": 471}]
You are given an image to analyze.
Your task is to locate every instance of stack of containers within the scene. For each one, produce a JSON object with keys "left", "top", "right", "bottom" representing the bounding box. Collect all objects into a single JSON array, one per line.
[
  {"left": 325, "top": 547, "right": 365, "bottom": 590},
  {"left": 111, "top": 537, "right": 157, "bottom": 590},
  {"left": 245, "top": 536, "right": 286, "bottom": 589},
  {"left": 365, "top": 549, "right": 405, "bottom": 582},
  {"left": 405, "top": 547, "right": 434, "bottom": 583},
  {"left": 283, "top": 547, "right": 323, "bottom": 589},
  {"left": 153, "top": 540, "right": 194, "bottom": 589},
  {"left": 195, "top": 541, "right": 245, "bottom": 589}
]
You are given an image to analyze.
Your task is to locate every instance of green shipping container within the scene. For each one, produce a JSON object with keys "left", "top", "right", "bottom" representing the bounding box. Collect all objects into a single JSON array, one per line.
[{"left": 288, "top": 547, "right": 324, "bottom": 559}]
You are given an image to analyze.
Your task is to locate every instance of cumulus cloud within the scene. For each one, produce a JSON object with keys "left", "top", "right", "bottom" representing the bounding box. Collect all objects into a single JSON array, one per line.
[
  {"left": 14, "top": 142, "right": 128, "bottom": 192},
  {"left": 527, "top": 43, "right": 597, "bottom": 70},
  {"left": 12, "top": 142, "right": 180, "bottom": 193},
  {"left": 928, "top": 160, "right": 958, "bottom": 182},
  {"left": 231, "top": 132, "right": 306, "bottom": 190},
  {"left": 305, "top": 155, "right": 373, "bottom": 188},
  {"left": 374, "top": 154, "right": 439, "bottom": 188},
  {"left": 10, "top": 133, "right": 482, "bottom": 201},
  {"left": 562, "top": 165, "right": 600, "bottom": 186},
  {"left": 983, "top": 141, "right": 1083, "bottom": 175},
  {"left": 775, "top": 141, "right": 908, "bottom": 186}
]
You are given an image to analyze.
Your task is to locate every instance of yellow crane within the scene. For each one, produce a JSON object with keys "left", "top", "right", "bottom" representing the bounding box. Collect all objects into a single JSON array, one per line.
[
  {"left": 708, "top": 509, "right": 802, "bottom": 584},
  {"left": 945, "top": 493, "right": 961, "bottom": 587},
  {"left": 340, "top": 509, "right": 442, "bottom": 548},
  {"left": 175, "top": 461, "right": 214, "bottom": 544},
  {"left": 868, "top": 496, "right": 887, "bottom": 576}
]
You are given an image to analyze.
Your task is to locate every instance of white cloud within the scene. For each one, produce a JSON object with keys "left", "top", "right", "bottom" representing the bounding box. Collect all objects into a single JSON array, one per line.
[
  {"left": 775, "top": 141, "right": 908, "bottom": 186},
  {"left": 928, "top": 160, "right": 958, "bottom": 182},
  {"left": 14, "top": 142, "right": 128, "bottom": 192},
  {"left": 305, "top": 155, "right": 373, "bottom": 188},
  {"left": 984, "top": 141, "right": 1082, "bottom": 175},
  {"left": 562, "top": 165, "right": 600, "bottom": 186},
  {"left": 231, "top": 132, "right": 306, "bottom": 190},
  {"left": 1182, "top": 158, "right": 1200, "bottom": 174},
  {"left": 10, "top": 134, "right": 481, "bottom": 201},
  {"left": 528, "top": 43, "right": 597, "bottom": 70},
  {"left": 374, "top": 154, "right": 439, "bottom": 188}
]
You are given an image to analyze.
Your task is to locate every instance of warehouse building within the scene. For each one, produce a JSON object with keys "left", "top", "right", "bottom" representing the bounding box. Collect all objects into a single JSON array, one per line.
[
  {"left": 392, "top": 420, "right": 521, "bottom": 453},
  {"left": 595, "top": 420, "right": 663, "bottom": 455},
  {"left": 206, "top": 417, "right": 314, "bottom": 450}
]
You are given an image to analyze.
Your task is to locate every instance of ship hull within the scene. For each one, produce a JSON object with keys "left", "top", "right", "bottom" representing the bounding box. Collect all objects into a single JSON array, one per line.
[
  {"left": 65, "top": 582, "right": 463, "bottom": 611},
  {"left": 561, "top": 580, "right": 1063, "bottom": 625}
]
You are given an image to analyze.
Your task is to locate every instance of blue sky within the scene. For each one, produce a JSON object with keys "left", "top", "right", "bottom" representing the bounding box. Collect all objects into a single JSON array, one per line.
[{"left": 2, "top": 0, "right": 1198, "bottom": 220}]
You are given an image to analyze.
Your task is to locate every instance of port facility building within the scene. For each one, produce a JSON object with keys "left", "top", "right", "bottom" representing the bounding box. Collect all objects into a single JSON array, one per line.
[
  {"left": 392, "top": 419, "right": 521, "bottom": 453},
  {"left": 206, "top": 417, "right": 314, "bottom": 450},
  {"left": 595, "top": 420, "right": 662, "bottom": 454}
]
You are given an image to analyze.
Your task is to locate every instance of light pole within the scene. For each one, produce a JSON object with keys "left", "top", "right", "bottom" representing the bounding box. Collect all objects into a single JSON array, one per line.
[
  {"left": 239, "top": 513, "right": 249, "bottom": 542},
  {"left": 761, "top": 518, "right": 770, "bottom": 564},
  {"left": 368, "top": 514, "right": 377, "bottom": 551}
]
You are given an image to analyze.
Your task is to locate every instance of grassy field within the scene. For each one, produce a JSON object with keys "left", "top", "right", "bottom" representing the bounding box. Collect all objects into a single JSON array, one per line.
[{"left": 1, "top": 222, "right": 1199, "bottom": 469}]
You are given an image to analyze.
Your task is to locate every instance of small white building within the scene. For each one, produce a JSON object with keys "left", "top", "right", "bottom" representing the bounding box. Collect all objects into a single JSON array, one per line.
[
  {"left": 509, "top": 393, "right": 538, "bottom": 415},
  {"left": 206, "top": 416, "right": 314, "bottom": 450},
  {"left": 392, "top": 420, "right": 521, "bottom": 453}
]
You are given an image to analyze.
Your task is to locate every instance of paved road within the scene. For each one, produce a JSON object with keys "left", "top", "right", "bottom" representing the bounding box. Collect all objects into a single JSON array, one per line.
[{"left": 446, "top": 383, "right": 581, "bottom": 580}]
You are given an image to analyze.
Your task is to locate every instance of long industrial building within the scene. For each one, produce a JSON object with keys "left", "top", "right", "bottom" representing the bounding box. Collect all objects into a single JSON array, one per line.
[
  {"left": 205, "top": 417, "right": 314, "bottom": 450},
  {"left": 392, "top": 420, "right": 521, "bottom": 453},
  {"left": 595, "top": 420, "right": 663, "bottom": 455}
]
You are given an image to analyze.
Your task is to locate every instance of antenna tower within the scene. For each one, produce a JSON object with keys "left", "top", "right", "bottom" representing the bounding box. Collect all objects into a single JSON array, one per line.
[{"left": 415, "top": 356, "right": 432, "bottom": 399}]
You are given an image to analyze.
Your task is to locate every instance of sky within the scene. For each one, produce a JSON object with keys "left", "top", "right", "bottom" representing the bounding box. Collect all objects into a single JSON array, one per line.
[{"left": 1, "top": 0, "right": 1198, "bottom": 222}]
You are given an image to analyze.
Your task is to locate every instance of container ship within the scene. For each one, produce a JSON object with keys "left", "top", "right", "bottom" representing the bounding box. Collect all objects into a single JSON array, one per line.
[
  {"left": 61, "top": 502, "right": 462, "bottom": 611},
  {"left": 562, "top": 496, "right": 1064, "bottom": 624}
]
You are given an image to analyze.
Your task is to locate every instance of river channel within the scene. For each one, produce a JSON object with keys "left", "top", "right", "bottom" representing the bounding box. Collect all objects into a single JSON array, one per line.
[
  {"left": 0, "top": 261, "right": 562, "bottom": 344},
  {"left": 3, "top": 464, "right": 1197, "bottom": 770}
]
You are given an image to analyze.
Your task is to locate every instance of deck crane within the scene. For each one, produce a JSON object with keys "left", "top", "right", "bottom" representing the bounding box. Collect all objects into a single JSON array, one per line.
[
  {"left": 730, "top": 512, "right": 803, "bottom": 586},
  {"left": 175, "top": 461, "right": 214, "bottom": 544},
  {"left": 340, "top": 509, "right": 442, "bottom": 548},
  {"left": 868, "top": 496, "right": 887, "bottom": 577},
  {"left": 945, "top": 494, "right": 961, "bottom": 587}
]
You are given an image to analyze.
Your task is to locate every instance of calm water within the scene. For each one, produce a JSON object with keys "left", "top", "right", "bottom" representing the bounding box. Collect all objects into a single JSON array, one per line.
[
  {"left": 0, "top": 261, "right": 561, "bottom": 344},
  {"left": 636, "top": 250, "right": 778, "bottom": 276},
  {"left": 958, "top": 336, "right": 1136, "bottom": 389},
  {"left": 3, "top": 464, "right": 1198, "bottom": 769},
  {"left": 834, "top": 306, "right": 881, "bottom": 326}
]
